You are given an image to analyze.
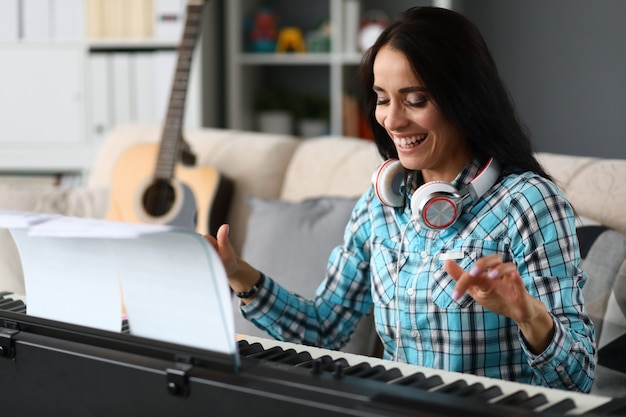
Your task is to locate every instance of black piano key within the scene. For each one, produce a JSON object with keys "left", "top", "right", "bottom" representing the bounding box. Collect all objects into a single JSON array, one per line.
[
  {"left": 0, "top": 300, "right": 24, "bottom": 311},
  {"left": 274, "top": 350, "right": 313, "bottom": 366},
  {"left": 435, "top": 380, "right": 504, "bottom": 402},
  {"left": 539, "top": 398, "right": 576, "bottom": 414},
  {"left": 247, "top": 346, "right": 284, "bottom": 360},
  {"left": 514, "top": 393, "right": 549, "bottom": 410},
  {"left": 323, "top": 357, "right": 348, "bottom": 372},
  {"left": 494, "top": 390, "right": 528, "bottom": 406},
  {"left": 457, "top": 383, "right": 487, "bottom": 397},
  {"left": 391, "top": 372, "right": 444, "bottom": 390},
  {"left": 371, "top": 366, "right": 403, "bottom": 382},
  {"left": 450, "top": 382, "right": 488, "bottom": 397},
  {"left": 342, "top": 362, "right": 373, "bottom": 377},
  {"left": 341, "top": 363, "right": 400, "bottom": 382},
  {"left": 7, "top": 303, "right": 27, "bottom": 313},
  {"left": 257, "top": 347, "right": 300, "bottom": 362},
  {"left": 295, "top": 354, "right": 338, "bottom": 372},
  {"left": 12, "top": 306, "right": 27, "bottom": 314},
  {"left": 435, "top": 379, "right": 468, "bottom": 394},
  {"left": 466, "top": 385, "right": 503, "bottom": 402},
  {"left": 0, "top": 298, "right": 15, "bottom": 307},
  {"left": 238, "top": 341, "right": 265, "bottom": 356}
]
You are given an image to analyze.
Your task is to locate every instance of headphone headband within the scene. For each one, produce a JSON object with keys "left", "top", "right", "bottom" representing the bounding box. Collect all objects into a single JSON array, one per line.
[
  {"left": 465, "top": 158, "right": 500, "bottom": 202},
  {"left": 372, "top": 158, "right": 501, "bottom": 230}
]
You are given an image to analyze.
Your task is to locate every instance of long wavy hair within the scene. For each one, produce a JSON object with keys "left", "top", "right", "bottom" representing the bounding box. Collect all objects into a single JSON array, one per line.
[{"left": 358, "top": 6, "right": 551, "bottom": 180}]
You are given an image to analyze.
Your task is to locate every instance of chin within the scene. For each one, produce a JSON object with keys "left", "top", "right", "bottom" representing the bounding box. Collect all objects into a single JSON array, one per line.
[{"left": 397, "top": 153, "right": 423, "bottom": 171}]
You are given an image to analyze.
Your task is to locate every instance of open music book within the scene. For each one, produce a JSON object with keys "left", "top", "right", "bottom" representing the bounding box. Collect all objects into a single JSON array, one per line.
[{"left": 0, "top": 209, "right": 236, "bottom": 360}]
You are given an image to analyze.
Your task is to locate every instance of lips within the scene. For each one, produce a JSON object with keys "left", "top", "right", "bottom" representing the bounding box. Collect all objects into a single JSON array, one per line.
[{"left": 393, "top": 134, "right": 427, "bottom": 149}]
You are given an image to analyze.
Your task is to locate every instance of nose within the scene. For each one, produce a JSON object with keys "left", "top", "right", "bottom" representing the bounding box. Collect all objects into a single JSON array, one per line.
[{"left": 383, "top": 101, "right": 409, "bottom": 131}]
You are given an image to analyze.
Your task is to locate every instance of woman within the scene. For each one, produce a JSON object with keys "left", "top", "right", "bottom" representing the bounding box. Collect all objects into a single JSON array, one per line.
[{"left": 207, "top": 7, "right": 595, "bottom": 392}]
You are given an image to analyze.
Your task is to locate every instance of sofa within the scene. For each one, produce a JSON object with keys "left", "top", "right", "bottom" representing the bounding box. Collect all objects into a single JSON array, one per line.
[{"left": 1, "top": 123, "right": 625, "bottom": 397}]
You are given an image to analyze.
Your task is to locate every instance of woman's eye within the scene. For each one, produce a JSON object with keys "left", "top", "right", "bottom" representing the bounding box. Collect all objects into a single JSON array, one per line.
[
  {"left": 407, "top": 94, "right": 428, "bottom": 107},
  {"left": 376, "top": 97, "right": 390, "bottom": 105}
]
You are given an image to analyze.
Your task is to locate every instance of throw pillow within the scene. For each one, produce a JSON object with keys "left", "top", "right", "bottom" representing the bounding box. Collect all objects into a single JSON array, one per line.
[
  {"left": 235, "top": 195, "right": 381, "bottom": 356},
  {"left": 597, "top": 259, "right": 626, "bottom": 373},
  {"left": 579, "top": 227, "right": 626, "bottom": 340},
  {"left": 578, "top": 226, "right": 626, "bottom": 396}
]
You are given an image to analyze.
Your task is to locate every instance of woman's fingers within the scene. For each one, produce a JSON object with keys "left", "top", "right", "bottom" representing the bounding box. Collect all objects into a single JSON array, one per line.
[
  {"left": 446, "top": 255, "right": 518, "bottom": 301},
  {"left": 468, "top": 254, "right": 503, "bottom": 277},
  {"left": 444, "top": 259, "right": 486, "bottom": 300}
]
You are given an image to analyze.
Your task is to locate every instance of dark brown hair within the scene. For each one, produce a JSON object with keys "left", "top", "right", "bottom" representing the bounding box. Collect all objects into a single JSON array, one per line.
[{"left": 359, "top": 6, "right": 551, "bottom": 179}]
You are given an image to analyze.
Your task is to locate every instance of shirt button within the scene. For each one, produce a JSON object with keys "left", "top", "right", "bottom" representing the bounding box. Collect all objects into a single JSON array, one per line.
[
  {"left": 421, "top": 251, "right": 428, "bottom": 259},
  {"left": 407, "top": 288, "right": 414, "bottom": 296},
  {"left": 410, "top": 330, "right": 419, "bottom": 338}
]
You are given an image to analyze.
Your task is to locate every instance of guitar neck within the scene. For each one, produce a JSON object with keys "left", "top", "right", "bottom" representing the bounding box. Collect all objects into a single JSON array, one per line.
[{"left": 155, "top": 1, "right": 206, "bottom": 180}]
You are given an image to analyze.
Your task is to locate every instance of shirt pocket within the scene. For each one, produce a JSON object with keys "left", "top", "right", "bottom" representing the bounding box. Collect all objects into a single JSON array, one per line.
[
  {"left": 431, "top": 238, "right": 508, "bottom": 309},
  {"left": 370, "top": 236, "right": 407, "bottom": 305}
]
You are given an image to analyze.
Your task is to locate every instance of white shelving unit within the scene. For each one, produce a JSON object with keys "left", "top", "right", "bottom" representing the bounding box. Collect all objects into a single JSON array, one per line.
[
  {"left": 0, "top": 0, "right": 203, "bottom": 179},
  {"left": 226, "top": 0, "right": 356, "bottom": 136},
  {"left": 225, "top": 0, "right": 439, "bottom": 137}
]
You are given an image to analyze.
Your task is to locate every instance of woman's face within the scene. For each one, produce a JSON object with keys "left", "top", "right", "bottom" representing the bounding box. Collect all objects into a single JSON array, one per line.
[{"left": 373, "top": 45, "right": 471, "bottom": 182}]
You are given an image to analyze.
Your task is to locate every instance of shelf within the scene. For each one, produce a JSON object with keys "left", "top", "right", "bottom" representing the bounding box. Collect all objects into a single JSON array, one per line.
[
  {"left": 88, "top": 39, "right": 179, "bottom": 51},
  {"left": 0, "top": 0, "right": 206, "bottom": 175},
  {"left": 238, "top": 52, "right": 362, "bottom": 66},
  {"left": 0, "top": 145, "right": 96, "bottom": 174}
]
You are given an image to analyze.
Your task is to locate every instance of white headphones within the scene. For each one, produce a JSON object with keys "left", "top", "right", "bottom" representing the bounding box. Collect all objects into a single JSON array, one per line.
[{"left": 372, "top": 158, "right": 501, "bottom": 230}]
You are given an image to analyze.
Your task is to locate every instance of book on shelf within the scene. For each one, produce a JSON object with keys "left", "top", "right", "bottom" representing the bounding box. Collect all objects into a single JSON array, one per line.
[
  {"left": 87, "top": 47, "right": 201, "bottom": 145},
  {"left": 0, "top": 0, "right": 19, "bottom": 41},
  {"left": 50, "top": 0, "right": 85, "bottom": 41},
  {"left": 87, "top": 0, "right": 155, "bottom": 39},
  {"left": 21, "top": 0, "right": 51, "bottom": 41}
]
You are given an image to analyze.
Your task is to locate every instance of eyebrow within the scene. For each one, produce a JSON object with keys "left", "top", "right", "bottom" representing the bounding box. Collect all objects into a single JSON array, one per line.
[{"left": 372, "top": 85, "right": 426, "bottom": 93}]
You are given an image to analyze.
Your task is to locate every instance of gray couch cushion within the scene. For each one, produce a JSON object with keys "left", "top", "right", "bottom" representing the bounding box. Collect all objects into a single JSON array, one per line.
[
  {"left": 236, "top": 196, "right": 381, "bottom": 357},
  {"left": 579, "top": 226, "right": 626, "bottom": 397}
]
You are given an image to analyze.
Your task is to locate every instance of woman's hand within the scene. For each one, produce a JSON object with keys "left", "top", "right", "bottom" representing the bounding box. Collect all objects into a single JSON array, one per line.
[
  {"left": 444, "top": 254, "right": 555, "bottom": 354},
  {"left": 204, "top": 224, "right": 263, "bottom": 302}
]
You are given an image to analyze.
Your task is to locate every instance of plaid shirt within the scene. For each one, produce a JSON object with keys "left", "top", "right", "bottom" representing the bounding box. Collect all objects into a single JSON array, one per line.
[{"left": 242, "top": 160, "right": 596, "bottom": 392}]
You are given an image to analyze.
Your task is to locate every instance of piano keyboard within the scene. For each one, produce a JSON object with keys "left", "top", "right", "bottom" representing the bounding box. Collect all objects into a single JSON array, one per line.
[
  {"left": 0, "top": 291, "right": 26, "bottom": 314},
  {"left": 238, "top": 335, "right": 620, "bottom": 416},
  {"left": 2, "top": 291, "right": 622, "bottom": 416},
  {"left": 0, "top": 292, "right": 131, "bottom": 332}
]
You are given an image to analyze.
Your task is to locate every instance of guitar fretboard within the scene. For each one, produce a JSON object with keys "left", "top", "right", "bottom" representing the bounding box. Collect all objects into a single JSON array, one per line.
[{"left": 155, "top": 2, "right": 205, "bottom": 180}]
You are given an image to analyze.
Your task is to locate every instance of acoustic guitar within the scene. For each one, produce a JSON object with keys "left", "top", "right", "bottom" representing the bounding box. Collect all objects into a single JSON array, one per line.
[{"left": 106, "top": 0, "right": 232, "bottom": 236}]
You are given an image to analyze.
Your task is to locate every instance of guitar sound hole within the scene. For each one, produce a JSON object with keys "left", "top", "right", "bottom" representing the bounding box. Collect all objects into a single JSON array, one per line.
[{"left": 143, "top": 179, "right": 175, "bottom": 217}]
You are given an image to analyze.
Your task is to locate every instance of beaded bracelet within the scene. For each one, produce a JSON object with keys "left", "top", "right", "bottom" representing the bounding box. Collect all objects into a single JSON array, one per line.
[{"left": 235, "top": 273, "right": 265, "bottom": 299}]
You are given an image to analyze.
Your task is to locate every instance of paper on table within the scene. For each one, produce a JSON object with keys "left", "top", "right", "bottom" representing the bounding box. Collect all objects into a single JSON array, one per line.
[
  {"left": 27, "top": 215, "right": 173, "bottom": 238},
  {"left": 5, "top": 210, "right": 237, "bottom": 357},
  {"left": 0, "top": 209, "right": 57, "bottom": 228}
]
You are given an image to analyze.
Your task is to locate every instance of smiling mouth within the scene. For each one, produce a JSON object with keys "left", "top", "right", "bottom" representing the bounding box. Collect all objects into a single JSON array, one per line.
[{"left": 393, "top": 134, "right": 427, "bottom": 149}]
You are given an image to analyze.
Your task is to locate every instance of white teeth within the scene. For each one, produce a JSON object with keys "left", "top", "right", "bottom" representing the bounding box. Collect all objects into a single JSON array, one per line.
[{"left": 394, "top": 135, "right": 426, "bottom": 147}]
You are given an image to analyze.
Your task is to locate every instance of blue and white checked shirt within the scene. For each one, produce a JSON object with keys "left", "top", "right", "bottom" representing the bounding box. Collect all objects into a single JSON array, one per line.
[{"left": 242, "top": 160, "right": 596, "bottom": 392}]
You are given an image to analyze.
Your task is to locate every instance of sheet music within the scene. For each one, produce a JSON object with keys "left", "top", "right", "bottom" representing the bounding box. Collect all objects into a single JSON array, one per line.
[{"left": 1, "top": 210, "right": 237, "bottom": 359}]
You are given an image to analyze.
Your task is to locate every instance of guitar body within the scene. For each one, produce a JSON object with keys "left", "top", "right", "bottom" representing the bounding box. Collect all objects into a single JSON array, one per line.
[
  {"left": 104, "top": 1, "right": 231, "bottom": 235},
  {"left": 106, "top": 143, "right": 232, "bottom": 236}
]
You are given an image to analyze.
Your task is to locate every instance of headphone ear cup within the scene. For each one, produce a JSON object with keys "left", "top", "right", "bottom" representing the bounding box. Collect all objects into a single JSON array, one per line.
[
  {"left": 411, "top": 181, "right": 461, "bottom": 229},
  {"left": 372, "top": 159, "right": 405, "bottom": 207}
]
